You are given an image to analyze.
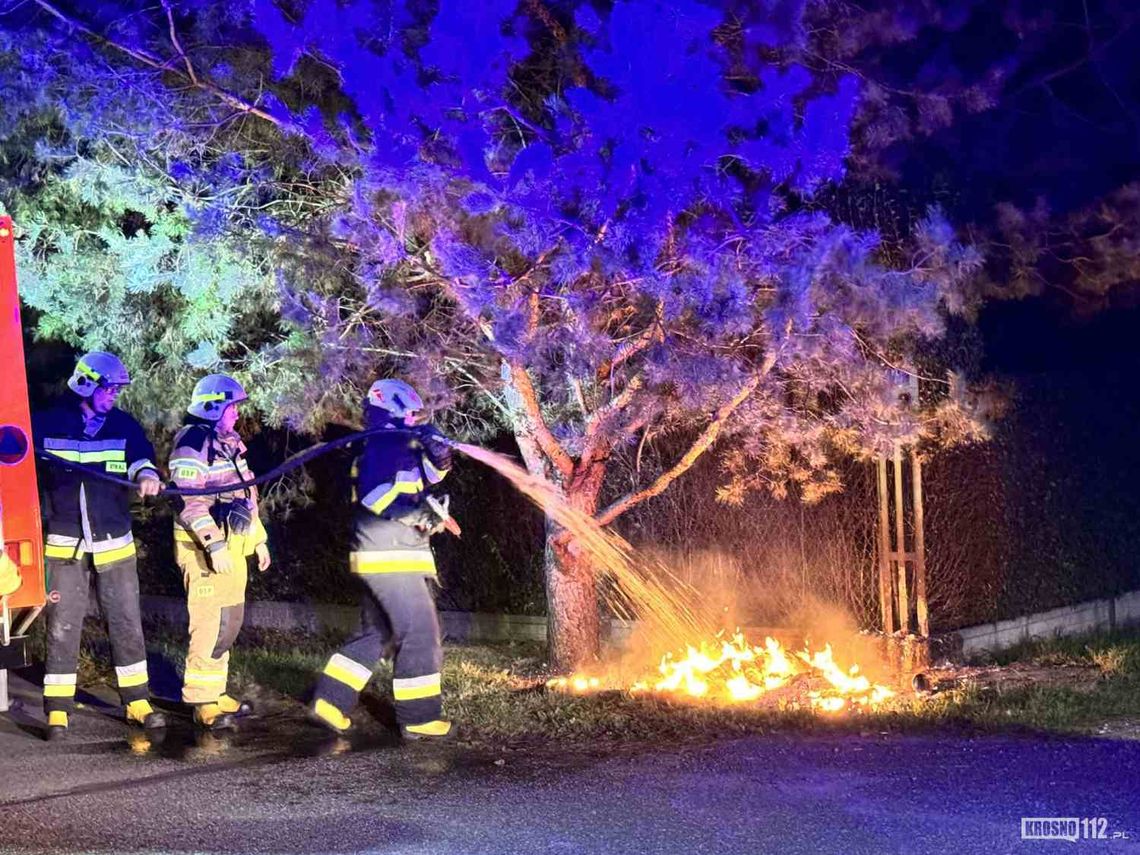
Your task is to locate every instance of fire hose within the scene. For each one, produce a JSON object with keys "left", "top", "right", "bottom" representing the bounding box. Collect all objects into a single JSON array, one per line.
[{"left": 32, "top": 426, "right": 462, "bottom": 535}]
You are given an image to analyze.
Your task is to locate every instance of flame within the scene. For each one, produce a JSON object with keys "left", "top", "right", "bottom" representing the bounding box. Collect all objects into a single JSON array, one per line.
[
  {"left": 449, "top": 446, "right": 896, "bottom": 716},
  {"left": 550, "top": 631, "right": 895, "bottom": 713}
]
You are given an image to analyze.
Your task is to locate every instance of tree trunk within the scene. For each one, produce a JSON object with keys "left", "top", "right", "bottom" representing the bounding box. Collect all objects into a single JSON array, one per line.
[
  {"left": 544, "top": 464, "right": 607, "bottom": 671},
  {"left": 544, "top": 522, "right": 602, "bottom": 670},
  {"left": 508, "top": 382, "right": 607, "bottom": 669}
]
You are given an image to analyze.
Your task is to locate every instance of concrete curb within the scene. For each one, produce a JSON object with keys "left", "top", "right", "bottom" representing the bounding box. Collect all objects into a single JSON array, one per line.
[
  {"left": 952, "top": 589, "right": 1140, "bottom": 657},
  {"left": 127, "top": 595, "right": 551, "bottom": 644}
]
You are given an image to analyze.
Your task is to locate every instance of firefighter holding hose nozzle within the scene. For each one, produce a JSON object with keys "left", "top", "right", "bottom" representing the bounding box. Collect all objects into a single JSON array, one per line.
[
  {"left": 33, "top": 352, "right": 167, "bottom": 739},
  {"left": 309, "top": 379, "right": 458, "bottom": 740},
  {"left": 169, "top": 374, "right": 270, "bottom": 731}
]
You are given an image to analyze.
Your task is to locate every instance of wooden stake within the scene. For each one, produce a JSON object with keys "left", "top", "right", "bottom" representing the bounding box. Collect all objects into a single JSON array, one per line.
[
  {"left": 893, "top": 443, "right": 909, "bottom": 633},
  {"left": 876, "top": 455, "right": 895, "bottom": 634},
  {"left": 911, "top": 448, "right": 929, "bottom": 637}
]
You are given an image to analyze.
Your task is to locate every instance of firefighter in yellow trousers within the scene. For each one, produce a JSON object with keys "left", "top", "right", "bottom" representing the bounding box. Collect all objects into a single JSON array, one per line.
[{"left": 169, "top": 374, "right": 270, "bottom": 730}]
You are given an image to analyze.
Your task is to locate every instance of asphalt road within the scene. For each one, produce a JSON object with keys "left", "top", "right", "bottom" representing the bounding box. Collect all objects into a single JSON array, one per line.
[{"left": 1, "top": 677, "right": 1138, "bottom": 855}]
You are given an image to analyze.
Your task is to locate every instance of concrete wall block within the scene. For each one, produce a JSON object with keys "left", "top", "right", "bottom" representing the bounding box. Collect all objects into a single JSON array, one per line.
[
  {"left": 441, "top": 611, "right": 547, "bottom": 643},
  {"left": 1115, "top": 591, "right": 1140, "bottom": 625},
  {"left": 955, "top": 590, "right": 1140, "bottom": 658}
]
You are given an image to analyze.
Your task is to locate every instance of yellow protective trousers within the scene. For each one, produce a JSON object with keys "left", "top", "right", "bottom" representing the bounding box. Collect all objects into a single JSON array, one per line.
[{"left": 175, "top": 541, "right": 248, "bottom": 704}]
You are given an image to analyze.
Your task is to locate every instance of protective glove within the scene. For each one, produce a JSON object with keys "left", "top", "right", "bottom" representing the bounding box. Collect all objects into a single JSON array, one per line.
[
  {"left": 226, "top": 499, "right": 254, "bottom": 536},
  {"left": 395, "top": 495, "right": 459, "bottom": 536},
  {"left": 425, "top": 494, "right": 462, "bottom": 537},
  {"left": 208, "top": 542, "right": 234, "bottom": 575},
  {"left": 413, "top": 424, "right": 453, "bottom": 471}
]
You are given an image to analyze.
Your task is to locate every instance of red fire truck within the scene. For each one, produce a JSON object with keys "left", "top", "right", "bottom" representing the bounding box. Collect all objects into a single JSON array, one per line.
[{"left": 0, "top": 215, "right": 46, "bottom": 712}]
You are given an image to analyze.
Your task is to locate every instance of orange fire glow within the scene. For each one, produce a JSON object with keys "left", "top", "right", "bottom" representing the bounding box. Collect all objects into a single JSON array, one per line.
[{"left": 548, "top": 631, "right": 896, "bottom": 713}]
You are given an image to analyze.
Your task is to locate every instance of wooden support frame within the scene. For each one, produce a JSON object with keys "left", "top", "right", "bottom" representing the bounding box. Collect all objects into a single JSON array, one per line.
[
  {"left": 876, "top": 456, "right": 894, "bottom": 634},
  {"left": 892, "top": 443, "right": 909, "bottom": 633},
  {"left": 875, "top": 445, "right": 929, "bottom": 638},
  {"left": 911, "top": 449, "right": 929, "bottom": 637}
]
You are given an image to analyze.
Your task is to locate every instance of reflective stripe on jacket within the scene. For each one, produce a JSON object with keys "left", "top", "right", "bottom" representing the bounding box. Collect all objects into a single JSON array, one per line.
[
  {"left": 33, "top": 402, "right": 158, "bottom": 565},
  {"left": 169, "top": 423, "right": 267, "bottom": 557},
  {"left": 350, "top": 423, "right": 451, "bottom": 576}
]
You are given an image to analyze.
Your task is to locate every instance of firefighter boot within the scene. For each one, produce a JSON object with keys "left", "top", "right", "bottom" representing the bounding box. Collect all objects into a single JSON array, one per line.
[
  {"left": 401, "top": 719, "right": 456, "bottom": 741},
  {"left": 44, "top": 711, "right": 69, "bottom": 741},
  {"left": 218, "top": 694, "right": 254, "bottom": 716},
  {"left": 193, "top": 703, "right": 237, "bottom": 732},
  {"left": 307, "top": 699, "right": 352, "bottom": 735},
  {"left": 125, "top": 699, "right": 167, "bottom": 730}
]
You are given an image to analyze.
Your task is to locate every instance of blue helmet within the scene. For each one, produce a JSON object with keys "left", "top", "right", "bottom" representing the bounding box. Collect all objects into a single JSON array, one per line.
[
  {"left": 67, "top": 352, "right": 131, "bottom": 398},
  {"left": 366, "top": 379, "right": 423, "bottom": 419}
]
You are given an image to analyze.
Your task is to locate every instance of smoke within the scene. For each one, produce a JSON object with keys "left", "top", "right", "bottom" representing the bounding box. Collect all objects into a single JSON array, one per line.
[{"left": 607, "top": 546, "right": 894, "bottom": 683}]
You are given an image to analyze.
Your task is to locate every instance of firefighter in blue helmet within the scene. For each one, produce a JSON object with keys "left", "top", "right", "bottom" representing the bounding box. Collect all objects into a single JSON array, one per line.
[
  {"left": 32, "top": 351, "right": 166, "bottom": 739},
  {"left": 309, "top": 379, "right": 456, "bottom": 739}
]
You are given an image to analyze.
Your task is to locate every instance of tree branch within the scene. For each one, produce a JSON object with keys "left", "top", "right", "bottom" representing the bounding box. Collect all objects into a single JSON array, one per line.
[
  {"left": 422, "top": 260, "right": 575, "bottom": 483},
  {"left": 596, "top": 300, "right": 664, "bottom": 382},
  {"left": 579, "top": 375, "right": 643, "bottom": 467},
  {"left": 594, "top": 368, "right": 766, "bottom": 527},
  {"left": 32, "top": 0, "right": 297, "bottom": 133},
  {"left": 503, "top": 361, "right": 575, "bottom": 482},
  {"left": 161, "top": 0, "right": 197, "bottom": 84}
]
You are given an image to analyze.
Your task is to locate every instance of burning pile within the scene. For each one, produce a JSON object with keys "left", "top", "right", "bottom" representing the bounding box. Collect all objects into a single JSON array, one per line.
[
  {"left": 550, "top": 631, "right": 896, "bottom": 713},
  {"left": 451, "top": 446, "right": 897, "bottom": 715}
]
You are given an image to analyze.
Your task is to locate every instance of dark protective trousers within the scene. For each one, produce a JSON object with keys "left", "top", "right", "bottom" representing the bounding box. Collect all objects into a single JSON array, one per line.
[
  {"left": 314, "top": 573, "right": 443, "bottom": 726},
  {"left": 43, "top": 555, "right": 151, "bottom": 714}
]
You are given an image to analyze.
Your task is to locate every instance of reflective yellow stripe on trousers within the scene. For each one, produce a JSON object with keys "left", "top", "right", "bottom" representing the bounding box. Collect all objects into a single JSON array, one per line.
[
  {"left": 43, "top": 673, "right": 77, "bottom": 698},
  {"left": 393, "top": 673, "right": 441, "bottom": 701},
  {"left": 115, "top": 660, "right": 149, "bottom": 688},
  {"left": 322, "top": 653, "right": 372, "bottom": 692}
]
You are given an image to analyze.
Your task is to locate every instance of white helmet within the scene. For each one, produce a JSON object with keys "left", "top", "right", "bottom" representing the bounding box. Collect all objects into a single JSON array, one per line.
[
  {"left": 366, "top": 379, "right": 423, "bottom": 419},
  {"left": 188, "top": 374, "right": 248, "bottom": 421},
  {"left": 67, "top": 351, "right": 131, "bottom": 398}
]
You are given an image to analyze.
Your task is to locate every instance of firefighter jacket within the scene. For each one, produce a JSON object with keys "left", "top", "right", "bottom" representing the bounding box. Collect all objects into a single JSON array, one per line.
[
  {"left": 169, "top": 421, "right": 267, "bottom": 557},
  {"left": 350, "top": 423, "right": 452, "bottom": 576},
  {"left": 33, "top": 402, "right": 160, "bottom": 568}
]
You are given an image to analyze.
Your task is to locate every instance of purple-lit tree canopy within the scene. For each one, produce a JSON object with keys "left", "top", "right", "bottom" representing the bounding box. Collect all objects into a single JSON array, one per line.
[{"left": 2, "top": 0, "right": 995, "bottom": 666}]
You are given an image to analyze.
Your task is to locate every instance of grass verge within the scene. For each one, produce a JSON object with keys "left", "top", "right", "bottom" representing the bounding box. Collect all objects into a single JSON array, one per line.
[{"left": 52, "top": 619, "right": 1140, "bottom": 746}]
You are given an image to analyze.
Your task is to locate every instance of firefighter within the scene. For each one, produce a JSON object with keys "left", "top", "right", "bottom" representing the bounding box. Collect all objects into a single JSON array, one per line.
[
  {"left": 309, "top": 379, "right": 456, "bottom": 740},
  {"left": 168, "top": 374, "right": 270, "bottom": 730},
  {"left": 33, "top": 351, "right": 166, "bottom": 739}
]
